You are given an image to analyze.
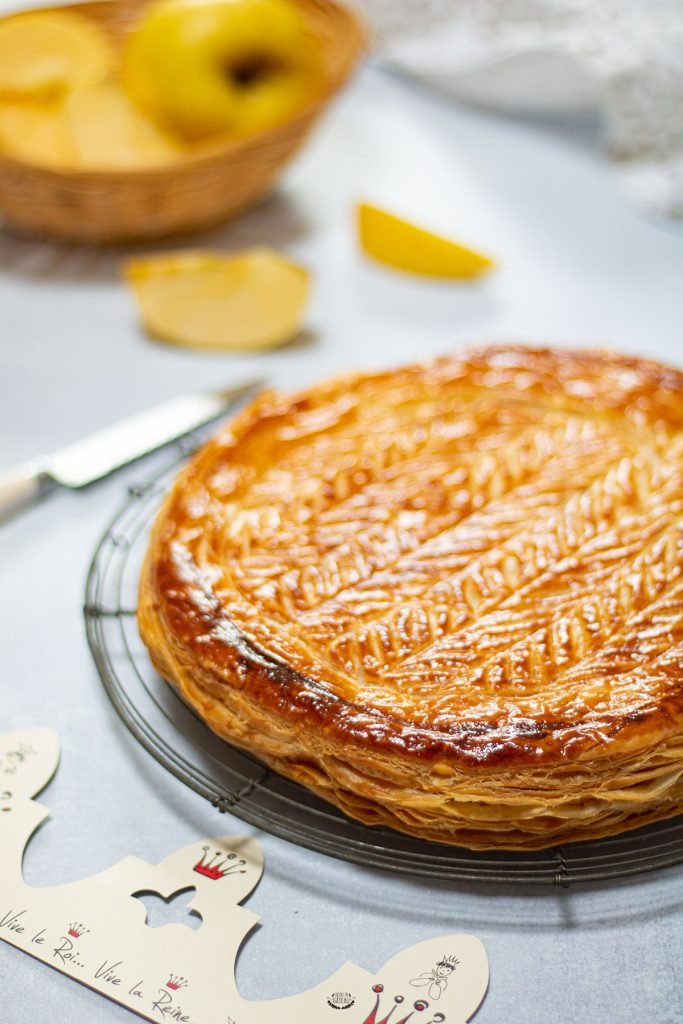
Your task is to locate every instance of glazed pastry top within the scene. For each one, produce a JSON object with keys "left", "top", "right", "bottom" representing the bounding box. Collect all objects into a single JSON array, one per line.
[{"left": 148, "top": 347, "right": 683, "bottom": 767}]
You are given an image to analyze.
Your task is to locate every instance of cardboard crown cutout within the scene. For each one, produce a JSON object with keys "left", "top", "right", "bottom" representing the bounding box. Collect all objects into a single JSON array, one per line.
[{"left": 0, "top": 729, "right": 489, "bottom": 1024}]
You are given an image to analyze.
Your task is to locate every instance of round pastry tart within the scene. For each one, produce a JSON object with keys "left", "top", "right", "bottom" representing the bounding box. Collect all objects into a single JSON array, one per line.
[{"left": 139, "top": 346, "right": 683, "bottom": 850}]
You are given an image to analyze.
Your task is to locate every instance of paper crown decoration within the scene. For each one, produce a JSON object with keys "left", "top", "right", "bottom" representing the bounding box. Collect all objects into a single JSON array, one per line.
[
  {"left": 166, "top": 975, "right": 188, "bottom": 991},
  {"left": 193, "top": 846, "right": 247, "bottom": 880},
  {"left": 0, "top": 729, "right": 488, "bottom": 1024},
  {"left": 362, "top": 984, "right": 443, "bottom": 1024}
]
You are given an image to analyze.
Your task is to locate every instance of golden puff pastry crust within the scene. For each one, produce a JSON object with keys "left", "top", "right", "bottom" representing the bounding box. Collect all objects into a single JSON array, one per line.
[{"left": 138, "top": 346, "right": 683, "bottom": 850}]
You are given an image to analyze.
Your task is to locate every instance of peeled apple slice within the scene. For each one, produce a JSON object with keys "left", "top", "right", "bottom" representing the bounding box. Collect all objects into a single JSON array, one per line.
[
  {"left": 65, "top": 83, "right": 185, "bottom": 169},
  {"left": 0, "top": 99, "right": 75, "bottom": 168},
  {"left": 0, "top": 11, "right": 115, "bottom": 100},
  {"left": 358, "top": 202, "right": 494, "bottom": 279},
  {"left": 125, "top": 249, "right": 310, "bottom": 351}
]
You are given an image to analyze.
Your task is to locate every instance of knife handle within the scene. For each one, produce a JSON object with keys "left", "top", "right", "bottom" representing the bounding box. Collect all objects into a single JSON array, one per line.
[{"left": 0, "top": 461, "right": 52, "bottom": 522}]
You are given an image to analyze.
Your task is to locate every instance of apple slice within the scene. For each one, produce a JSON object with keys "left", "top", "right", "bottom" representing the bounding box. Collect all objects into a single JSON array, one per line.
[
  {"left": 0, "top": 11, "right": 115, "bottom": 101},
  {"left": 0, "top": 98, "right": 76, "bottom": 168},
  {"left": 358, "top": 202, "right": 494, "bottom": 279},
  {"left": 65, "top": 82, "right": 186, "bottom": 170},
  {"left": 125, "top": 249, "right": 310, "bottom": 351}
]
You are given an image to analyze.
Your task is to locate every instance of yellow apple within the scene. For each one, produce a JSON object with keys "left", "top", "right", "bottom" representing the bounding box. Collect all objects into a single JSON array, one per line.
[{"left": 123, "top": 0, "right": 322, "bottom": 142}]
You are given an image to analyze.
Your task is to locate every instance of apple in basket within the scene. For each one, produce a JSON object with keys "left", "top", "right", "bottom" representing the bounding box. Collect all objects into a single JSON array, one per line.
[{"left": 123, "top": 0, "right": 323, "bottom": 141}]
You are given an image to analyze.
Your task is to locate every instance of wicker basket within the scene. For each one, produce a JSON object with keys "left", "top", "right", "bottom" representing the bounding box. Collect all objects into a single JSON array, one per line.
[{"left": 0, "top": 0, "right": 367, "bottom": 242}]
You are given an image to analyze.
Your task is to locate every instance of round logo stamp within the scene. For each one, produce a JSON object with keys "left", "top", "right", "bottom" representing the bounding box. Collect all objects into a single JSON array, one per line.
[{"left": 326, "top": 992, "right": 356, "bottom": 1010}]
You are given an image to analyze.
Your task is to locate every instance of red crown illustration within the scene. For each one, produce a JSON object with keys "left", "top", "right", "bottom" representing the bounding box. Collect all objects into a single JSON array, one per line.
[
  {"left": 166, "top": 975, "right": 188, "bottom": 992},
  {"left": 362, "top": 985, "right": 445, "bottom": 1024},
  {"left": 67, "top": 923, "right": 89, "bottom": 939},
  {"left": 193, "top": 846, "right": 247, "bottom": 880}
]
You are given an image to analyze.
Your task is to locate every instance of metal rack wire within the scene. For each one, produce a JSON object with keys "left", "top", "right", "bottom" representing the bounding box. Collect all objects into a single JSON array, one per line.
[{"left": 84, "top": 446, "right": 683, "bottom": 886}]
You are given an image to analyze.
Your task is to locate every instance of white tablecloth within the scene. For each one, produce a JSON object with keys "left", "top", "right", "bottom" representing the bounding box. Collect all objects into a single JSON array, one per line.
[{"left": 1, "top": 63, "right": 683, "bottom": 1024}]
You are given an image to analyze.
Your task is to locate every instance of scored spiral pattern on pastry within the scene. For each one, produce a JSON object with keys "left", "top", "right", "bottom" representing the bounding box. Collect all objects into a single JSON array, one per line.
[{"left": 139, "top": 346, "right": 683, "bottom": 849}]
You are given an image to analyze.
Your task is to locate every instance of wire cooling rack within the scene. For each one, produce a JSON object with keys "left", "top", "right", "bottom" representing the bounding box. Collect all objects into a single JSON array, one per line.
[{"left": 84, "top": 444, "right": 683, "bottom": 886}]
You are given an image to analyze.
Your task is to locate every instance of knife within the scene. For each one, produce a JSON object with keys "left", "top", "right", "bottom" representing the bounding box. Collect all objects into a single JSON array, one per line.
[{"left": 0, "top": 378, "right": 264, "bottom": 522}]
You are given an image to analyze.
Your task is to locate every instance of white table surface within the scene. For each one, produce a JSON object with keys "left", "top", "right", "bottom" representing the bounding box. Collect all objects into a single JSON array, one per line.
[{"left": 1, "top": 61, "right": 683, "bottom": 1024}]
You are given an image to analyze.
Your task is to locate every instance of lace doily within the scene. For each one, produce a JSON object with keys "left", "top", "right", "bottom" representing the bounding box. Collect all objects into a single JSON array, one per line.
[{"left": 360, "top": 0, "right": 683, "bottom": 220}]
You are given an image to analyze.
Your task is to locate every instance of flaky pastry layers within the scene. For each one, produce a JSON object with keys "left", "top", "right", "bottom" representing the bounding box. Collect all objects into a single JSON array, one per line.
[{"left": 139, "top": 346, "right": 683, "bottom": 849}]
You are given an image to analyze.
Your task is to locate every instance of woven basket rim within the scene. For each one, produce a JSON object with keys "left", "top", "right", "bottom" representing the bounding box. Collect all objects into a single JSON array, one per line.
[{"left": 0, "top": 0, "right": 370, "bottom": 180}]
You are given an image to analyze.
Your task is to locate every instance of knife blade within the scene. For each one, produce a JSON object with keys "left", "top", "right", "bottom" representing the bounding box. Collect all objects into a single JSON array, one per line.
[{"left": 0, "top": 377, "right": 264, "bottom": 522}]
